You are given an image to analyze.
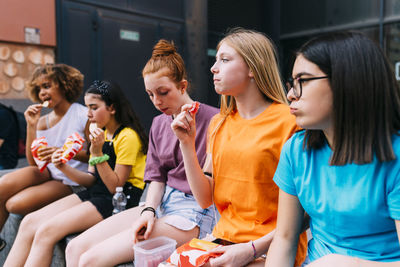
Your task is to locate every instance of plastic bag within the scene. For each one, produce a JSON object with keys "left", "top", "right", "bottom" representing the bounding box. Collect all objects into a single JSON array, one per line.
[
  {"left": 60, "top": 132, "right": 85, "bottom": 163},
  {"left": 31, "top": 136, "right": 49, "bottom": 172}
]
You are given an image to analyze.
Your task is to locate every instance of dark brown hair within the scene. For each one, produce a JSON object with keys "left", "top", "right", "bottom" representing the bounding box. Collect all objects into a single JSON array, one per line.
[
  {"left": 86, "top": 80, "right": 148, "bottom": 154},
  {"left": 27, "top": 63, "right": 84, "bottom": 103},
  {"left": 298, "top": 31, "right": 400, "bottom": 165}
]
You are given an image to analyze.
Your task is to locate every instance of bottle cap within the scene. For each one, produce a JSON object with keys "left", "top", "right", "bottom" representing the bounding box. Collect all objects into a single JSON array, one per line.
[{"left": 116, "top": 187, "right": 123, "bottom": 192}]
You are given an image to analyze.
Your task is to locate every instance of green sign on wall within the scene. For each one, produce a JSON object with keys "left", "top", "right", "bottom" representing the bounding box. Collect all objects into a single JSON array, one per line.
[{"left": 120, "top": 30, "right": 140, "bottom": 42}]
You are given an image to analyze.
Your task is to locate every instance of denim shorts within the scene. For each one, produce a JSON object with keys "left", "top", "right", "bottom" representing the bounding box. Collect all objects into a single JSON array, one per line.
[{"left": 157, "top": 185, "right": 216, "bottom": 239}]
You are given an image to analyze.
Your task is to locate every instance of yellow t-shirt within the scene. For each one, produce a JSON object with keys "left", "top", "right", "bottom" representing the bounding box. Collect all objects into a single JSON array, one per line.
[
  {"left": 105, "top": 127, "right": 146, "bottom": 190},
  {"left": 207, "top": 102, "right": 307, "bottom": 265}
]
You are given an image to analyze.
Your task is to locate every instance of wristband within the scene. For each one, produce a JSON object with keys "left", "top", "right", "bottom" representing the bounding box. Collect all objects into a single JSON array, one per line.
[
  {"left": 140, "top": 206, "right": 156, "bottom": 217},
  {"left": 89, "top": 154, "right": 109, "bottom": 166},
  {"left": 250, "top": 240, "right": 257, "bottom": 259}
]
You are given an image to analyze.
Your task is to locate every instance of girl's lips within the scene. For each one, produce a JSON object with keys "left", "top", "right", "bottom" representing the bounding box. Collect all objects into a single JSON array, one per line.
[
  {"left": 290, "top": 107, "right": 298, "bottom": 114},
  {"left": 160, "top": 108, "right": 168, "bottom": 113}
]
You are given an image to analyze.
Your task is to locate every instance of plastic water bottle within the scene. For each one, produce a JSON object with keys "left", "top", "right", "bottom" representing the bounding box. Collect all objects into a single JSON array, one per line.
[{"left": 112, "top": 187, "right": 127, "bottom": 215}]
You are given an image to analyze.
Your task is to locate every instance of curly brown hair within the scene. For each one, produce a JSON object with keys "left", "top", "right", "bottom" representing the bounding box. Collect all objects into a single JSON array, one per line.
[{"left": 26, "top": 63, "right": 84, "bottom": 103}]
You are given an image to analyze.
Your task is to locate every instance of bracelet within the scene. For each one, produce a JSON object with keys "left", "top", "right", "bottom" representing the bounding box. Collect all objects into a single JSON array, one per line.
[
  {"left": 89, "top": 154, "right": 109, "bottom": 166},
  {"left": 140, "top": 207, "right": 156, "bottom": 217},
  {"left": 204, "top": 171, "right": 212, "bottom": 177},
  {"left": 249, "top": 240, "right": 257, "bottom": 259}
]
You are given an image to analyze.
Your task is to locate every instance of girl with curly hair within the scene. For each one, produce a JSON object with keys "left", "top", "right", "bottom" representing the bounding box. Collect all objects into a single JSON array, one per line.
[{"left": 0, "top": 63, "right": 89, "bottom": 250}]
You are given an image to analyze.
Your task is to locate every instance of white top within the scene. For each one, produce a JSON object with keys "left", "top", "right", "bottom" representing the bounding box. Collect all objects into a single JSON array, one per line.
[{"left": 37, "top": 103, "right": 88, "bottom": 185}]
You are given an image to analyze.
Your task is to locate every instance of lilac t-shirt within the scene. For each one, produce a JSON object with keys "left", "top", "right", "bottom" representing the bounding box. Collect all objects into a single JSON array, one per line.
[{"left": 144, "top": 103, "right": 219, "bottom": 194}]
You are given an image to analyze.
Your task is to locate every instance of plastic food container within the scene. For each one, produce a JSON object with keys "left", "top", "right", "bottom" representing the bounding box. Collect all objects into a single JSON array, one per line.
[{"left": 134, "top": 236, "right": 177, "bottom": 267}]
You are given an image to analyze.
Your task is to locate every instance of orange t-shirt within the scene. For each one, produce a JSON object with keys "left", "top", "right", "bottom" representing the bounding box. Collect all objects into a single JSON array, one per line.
[{"left": 207, "top": 102, "right": 307, "bottom": 265}]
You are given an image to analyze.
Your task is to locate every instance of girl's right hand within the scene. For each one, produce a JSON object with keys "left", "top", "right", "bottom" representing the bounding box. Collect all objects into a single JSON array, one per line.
[
  {"left": 89, "top": 127, "right": 105, "bottom": 156},
  {"left": 171, "top": 104, "right": 197, "bottom": 146},
  {"left": 131, "top": 210, "right": 156, "bottom": 244},
  {"left": 24, "top": 104, "right": 43, "bottom": 127},
  {"left": 51, "top": 148, "right": 65, "bottom": 168}
]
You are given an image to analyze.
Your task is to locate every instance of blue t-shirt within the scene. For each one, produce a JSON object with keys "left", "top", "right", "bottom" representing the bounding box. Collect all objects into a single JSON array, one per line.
[{"left": 273, "top": 131, "right": 400, "bottom": 262}]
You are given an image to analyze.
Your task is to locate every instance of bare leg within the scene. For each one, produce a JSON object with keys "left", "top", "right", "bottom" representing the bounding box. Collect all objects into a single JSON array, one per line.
[
  {"left": 23, "top": 200, "right": 103, "bottom": 267},
  {"left": 4, "top": 194, "right": 82, "bottom": 267},
  {"left": 66, "top": 206, "right": 143, "bottom": 267},
  {"left": 6, "top": 179, "right": 73, "bottom": 215},
  {"left": 0, "top": 166, "right": 54, "bottom": 230},
  {"left": 77, "top": 215, "right": 199, "bottom": 267}
]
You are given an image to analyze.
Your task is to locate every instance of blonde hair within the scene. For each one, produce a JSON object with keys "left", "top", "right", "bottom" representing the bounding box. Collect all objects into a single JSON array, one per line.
[
  {"left": 217, "top": 28, "right": 287, "bottom": 115},
  {"left": 142, "top": 39, "right": 188, "bottom": 88}
]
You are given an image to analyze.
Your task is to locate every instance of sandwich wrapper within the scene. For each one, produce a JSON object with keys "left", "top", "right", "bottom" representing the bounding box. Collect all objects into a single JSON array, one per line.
[{"left": 166, "top": 238, "right": 222, "bottom": 267}]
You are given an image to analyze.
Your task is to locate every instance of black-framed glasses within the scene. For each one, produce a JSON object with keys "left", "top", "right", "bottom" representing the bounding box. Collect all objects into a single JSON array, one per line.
[{"left": 286, "top": 76, "right": 329, "bottom": 99}]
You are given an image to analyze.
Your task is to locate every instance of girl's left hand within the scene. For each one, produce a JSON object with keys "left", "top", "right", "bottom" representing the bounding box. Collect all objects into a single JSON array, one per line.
[
  {"left": 37, "top": 146, "right": 58, "bottom": 162},
  {"left": 171, "top": 104, "right": 197, "bottom": 146},
  {"left": 206, "top": 243, "right": 254, "bottom": 267},
  {"left": 51, "top": 149, "right": 65, "bottom": 168},
  {"left": 89, "top": 127, "right": 105, "bottom": 156}
]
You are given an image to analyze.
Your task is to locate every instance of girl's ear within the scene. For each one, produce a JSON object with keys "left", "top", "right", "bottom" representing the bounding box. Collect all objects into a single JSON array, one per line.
[
  {"left": 179, "top": 80, "right": 188, "bottom": 94},
  {"left": 108, "top": 104, "right": 116, "bottom": 115},
  {"left": 249, "top": 70, "right": 254, "bottom": 78}
]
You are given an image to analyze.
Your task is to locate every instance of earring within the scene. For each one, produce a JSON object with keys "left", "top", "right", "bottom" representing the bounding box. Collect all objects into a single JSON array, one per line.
[{"left": 181, "top": 89, "right": 185, "bottom": 94}]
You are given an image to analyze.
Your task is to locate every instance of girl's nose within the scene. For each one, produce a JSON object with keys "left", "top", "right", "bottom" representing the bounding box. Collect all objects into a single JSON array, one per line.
[
  {"left": 210, "top": 62, "right": 218, "bottom": 73},
  {"left": 38, "top": 88, "right": 46, "bottom": 97},
  {"left": 153, "top": 95, "right": 162, "bottom": 105},
  {"left": 287, "top": 87, "right": 297, "bottom": 102}
]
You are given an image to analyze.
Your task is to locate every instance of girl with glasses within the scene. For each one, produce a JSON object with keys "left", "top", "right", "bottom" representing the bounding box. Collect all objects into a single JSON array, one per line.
[
  {"left": 171, "top": 28, "right": 307, "bottom": 267},
  {"left": 267, "top": 31, "right": 400, "bottom": 266}
]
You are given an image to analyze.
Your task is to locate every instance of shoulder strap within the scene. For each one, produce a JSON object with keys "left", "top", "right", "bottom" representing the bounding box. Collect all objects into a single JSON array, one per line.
[
  {"left": 108, "top": 125, "right": 125, "bottom": 147},
  {"left": 112, "top": 125, "right": 125, "bottom": 139},
  {"left": 45, "top": 114, "right": 50, "bottom": 129}
]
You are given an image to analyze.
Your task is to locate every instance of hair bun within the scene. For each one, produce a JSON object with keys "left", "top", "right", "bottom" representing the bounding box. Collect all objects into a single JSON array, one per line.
[{"left": 152, "top": 39, "right": 176, "bottom": 58}]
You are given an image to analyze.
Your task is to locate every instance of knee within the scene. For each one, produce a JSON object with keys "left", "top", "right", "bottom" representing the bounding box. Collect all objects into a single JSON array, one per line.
[
  {"left": 0, "top": 174, "right": 15, "bottom": 202},
  {"left": 17, "top": 212, "right": 40, "bottom": 238},
  {"left": 66, "top": 237, "right": 87, "bottom": 265},
  {"left": 32, "top": 222, "right": 59, "bottom": 247},
  {"left": 20, "top": 212, "right": 38, "bottom": 231},
  {"left": 78, "top": 250, "right": 100, "bottom": 267},
  {"left": 5, "top": 196, "right": 24, "bottom": 213}
]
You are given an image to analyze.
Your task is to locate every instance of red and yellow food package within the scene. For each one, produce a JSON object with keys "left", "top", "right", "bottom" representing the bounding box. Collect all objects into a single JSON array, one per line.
[
  {"left": 60, "top": 132, "right": 85, "bottom": 163},
  {"left": 166, "top": 238, "right": 222, "bottom": 267},
  {"left": 189, "top": 102, "right": 200, "bottom": 116},
  {"left": 31, "top": 136, "right": 49, "bottom": 172}
]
